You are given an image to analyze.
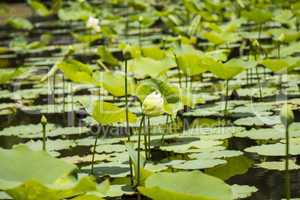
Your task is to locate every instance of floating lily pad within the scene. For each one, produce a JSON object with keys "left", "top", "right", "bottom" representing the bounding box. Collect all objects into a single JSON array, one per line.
[
  {"left": 81, "top": 163, "right": 130, "bottom": 178},
  {"left": 184, "top": 127, "right": 245, "bottom": 140},
  {"left": 76, "top": 137, "right": 122, "bottom": 146},
  {"left": 236, "top": 126, "right": 300, "bottom": 140},
  {"left": 189, "top": 150, "right": 243, "bottom": 159},
  {"left": 62, "top": 154, "right": 112, "bottom": 164},
  {"left": 47, "top": 127, "right": 91, "bottom": 137},
  {"left": 145, "top": 163, "right": 168, "bottom": 172},
  {"left": 234, "top": 116, "right": 280, "bottom": 127},
  {"left": 105, "top": 184, "right": 135, "bottom": 198},
  {"left": 159, "top": 138, "right": 223, "bottom": 153},
  {"left": 256, "top": 160, "right": 300, "bottom": 171},
  {"left": 245, "top": 143, "right": 300, "bottom": 156},
  {"left": 17, "top": 139, "right": 76, "bottom": 152},
  {"left": 205, "top": 156, "right": 253, "bottom": 180},
  {"left": 94, "top": 144, "right": 126, "bottom": 154},
  {"left": 0, "top": 124, "right": 56, "bottom": 138},
  {"left": 231, "top": 184, "right": 258, "bottom": 199},
  {"left": 172, "top": 159, "right": 226, "bottom": 170}
]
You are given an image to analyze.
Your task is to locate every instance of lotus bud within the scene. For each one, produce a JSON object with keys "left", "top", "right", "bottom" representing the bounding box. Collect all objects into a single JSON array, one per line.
[
  {"left": 280, "top": 104, "right": 294, "bottom": 127},
  {"left": 41, "top": 115, "right": 47, "bottom": 151},
  {"left": 142, "top": 91, "right": 164, "bottom": 116},
  {"left": 86, "top": 16, "right": 101, "bottom": 32},
  {"left": 41, "top": 115, "right": 47, "bottom": 126}
]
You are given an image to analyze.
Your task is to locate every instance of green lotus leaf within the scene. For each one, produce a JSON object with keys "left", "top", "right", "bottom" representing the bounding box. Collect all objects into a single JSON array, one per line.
[
  {"left": 92, "top": 100, "right": 137, "bottom": 125},
  {"left": 260, "top": 59, "right": 290, "bottom": 73},
  {"left": 6, "top": 17, "right": 33, "bottom": 30},
  {"left": 270, "top": 42, "right": 300, "bottom": 57},
  {"left": 141, "top": 46, "right": 166, "bottom": 60},
  {"left": 97, "top": 46, "right": 119, "bottom": 66},
  {"left": 242, "top": 10, "right": 273, "bottom": 24},
  {"left": 0, "top": 68, "right": 24, "bottom": 84},
  {"left": 176, "top": 53, "right": 213, "bottom": 76},
  {"left": 7, "top": 176, "right": 104, "bottom": 200},
  {"left": 205, "top": 156, "right": 253, "bottom": 180},
  {"left": 57, "top": 59, "right": 96, "bottom": 84},
  {"left": 268, "top": 28, "right": 300, "bottom": 43},
  {"left": 72, "top": 33, "right": 101, "bottom": 43},
  {"left": 138, "top": 171, "right": 233, "bottom": 200},
  {"left": 209, "top": 59, "right": 246, "bottom": 80},
  {"left": 27, "top": 0, "right": 51, "bottom": 16},
  {"left": 136, "top": 78, "right": 180, "bottom": 103},
  {"left": 273, "top": 9, "right": 294, "bottom": 25},
  {"left": 93, "top": 71, "right": 136, "bottom": 97},
  {"left": 127, "top": 57, "right": 174, "bottom": 78},
  {"left": 0, "top": 145, "right": 76, "bottom": 190},
  {"left": 202, "top": 32, "right": 225, "bottom": 45},
  {"left": 58, "top": 2, "right": 94, "bottom": 21}
]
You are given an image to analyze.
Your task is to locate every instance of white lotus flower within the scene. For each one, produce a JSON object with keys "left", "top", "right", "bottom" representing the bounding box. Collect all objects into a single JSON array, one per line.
[
  {"left": 86, "top": 16, "right": 101, "bottom": 32},
  {"left": 142, "top": 91, "right": 164, "bottom": 116}
]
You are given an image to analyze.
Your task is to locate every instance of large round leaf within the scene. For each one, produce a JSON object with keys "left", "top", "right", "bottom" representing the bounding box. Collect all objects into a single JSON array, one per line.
[
  {"left": 209, "top": 59, "right": 245, "bottom": 80},
  {"left": 94, "top": 71, "right": 136, "bottom": 97},
  {"left": 0, "top": 145, "right": 76, "bottom": 190},
  {"left": 127, "top": 57, "right": 174, "bottom": 78},
  {"left": 57, "top": 59, "right": 95, "bottom": 84},
  {"left": 138, "top": 171, "right": 233, "bottom": 200},
  {"left": 92, "top": 101, "right": 137, "bottom": 125}
]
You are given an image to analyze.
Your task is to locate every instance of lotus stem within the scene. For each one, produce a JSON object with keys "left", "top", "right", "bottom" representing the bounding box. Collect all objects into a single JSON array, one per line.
[
  {"left": 185, "top": 75, "right": 188, "bottom": 89},
  {"left": 62, "top": 74, "right": 66, "bottom": 126},
  {"left": 161, "top": 115, "right": 169, "bottom": 144},
  {"left": 258, "top": 23, "right": 262, "bottom": 39},
  {"left": 277, "top": 42, "right": 283, "bottom": 93},
  {"left": 254, "top": 51, "right": 262, "bottom": 100},
  {"left": 125, "top": 58, "right": 130, "bottom": 141},
  {"left": 42, "top": 125, "right": 46, "bottom": 151},
  {"left": 285, "top": 125, "right": 291, "bottom": 200},
  {"left": 138, "top": 20, "right": 142, "bottom": 48},
  {"left": 53, "top": 71, "right": 56, "bottom": 107},
  {"left": 255, "top": 66, "right": 263, "bottom": 100},
  {"left": 124, "top": 55, "right": 134, "bottom": 185},
  {"left": 143, "top": 118, "right": 148, "bottom": 160},
  {"left": 147, "top": 117, "right": 151, "bottom": 159},
  {"left": 137, "top": 114, "right": 145, "bottom": 186},
  {"left": 90, "top": 131, "right": 99, "bottom": 175},
  {"left": 224, "top": 80, "right": 229, "bottom": 120}
]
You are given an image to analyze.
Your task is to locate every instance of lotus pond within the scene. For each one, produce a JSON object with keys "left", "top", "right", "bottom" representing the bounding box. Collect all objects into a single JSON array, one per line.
[{"left": 0, "top": 0, "right": 300, "bottom": 200}]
